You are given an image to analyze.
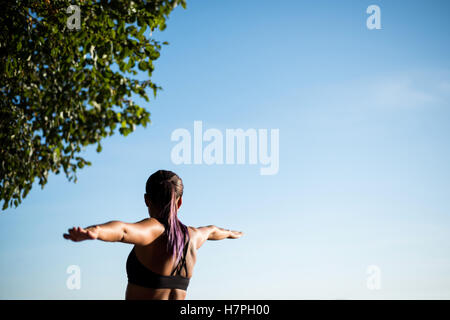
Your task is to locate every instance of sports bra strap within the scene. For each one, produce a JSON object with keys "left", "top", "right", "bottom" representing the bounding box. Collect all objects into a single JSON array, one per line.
[{"left": 171, "top": 232, "right": 190, "bottom": 277}]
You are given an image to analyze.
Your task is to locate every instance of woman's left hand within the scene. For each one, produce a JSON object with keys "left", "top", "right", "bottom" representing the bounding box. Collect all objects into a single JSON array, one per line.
[{"left": 63, "top": 226, "right": 99, "bottom": 242}]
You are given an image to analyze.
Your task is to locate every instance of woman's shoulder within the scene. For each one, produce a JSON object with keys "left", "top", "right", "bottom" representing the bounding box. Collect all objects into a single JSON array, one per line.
[
  {"left": 186, "top": 226, "right": 203, "bottom": 249},
  {"left": 187, "top": 226, "right": 198, "bottom": 238},
  {"left": 136, "top": 217, "right": 165, "bottom": 230}
]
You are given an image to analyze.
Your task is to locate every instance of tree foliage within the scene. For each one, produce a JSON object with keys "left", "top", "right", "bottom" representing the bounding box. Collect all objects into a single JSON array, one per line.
[{"left": 0, "top": 0, "right": 185, "bottom": 210}]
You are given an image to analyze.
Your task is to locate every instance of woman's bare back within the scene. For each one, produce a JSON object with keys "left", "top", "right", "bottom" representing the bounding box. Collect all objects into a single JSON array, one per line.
[{"left": 125, "top": 226, "right": 198, "bottom": 300}]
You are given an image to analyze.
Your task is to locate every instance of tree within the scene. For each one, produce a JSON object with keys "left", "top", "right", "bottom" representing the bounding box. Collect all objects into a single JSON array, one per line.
[{"left": 0, "top": 0, "right": 186, "bottom": 210}]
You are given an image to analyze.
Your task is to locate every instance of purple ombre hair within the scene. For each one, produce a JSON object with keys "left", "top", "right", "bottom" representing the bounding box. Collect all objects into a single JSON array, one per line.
[{"left": 146, "top": 170, "right": 189, "bottom": 266}]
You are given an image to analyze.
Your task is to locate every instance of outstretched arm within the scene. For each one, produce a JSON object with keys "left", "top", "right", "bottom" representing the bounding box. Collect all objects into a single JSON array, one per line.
[
  {"left": 63, "top": 218, "right": 164, "bottom": 246},
  {"left": 194, "top": 225, "right": 243, "bottom": 249}
]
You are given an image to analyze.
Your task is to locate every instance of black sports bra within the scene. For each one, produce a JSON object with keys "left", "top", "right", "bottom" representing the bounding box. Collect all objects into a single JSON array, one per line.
[{"left": 126, "top": 234, "right": 190, "bottom": 291}]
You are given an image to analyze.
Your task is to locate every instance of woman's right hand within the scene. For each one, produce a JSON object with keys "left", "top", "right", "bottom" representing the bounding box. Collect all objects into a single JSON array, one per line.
[{"left": 228, "top": 230, "right": 244, "bottom": 239}]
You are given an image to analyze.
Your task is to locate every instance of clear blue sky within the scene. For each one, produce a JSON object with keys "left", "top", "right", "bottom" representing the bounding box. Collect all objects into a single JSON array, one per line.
[{"left": 1, "top": 0, "right": 450, "bottom": 299}]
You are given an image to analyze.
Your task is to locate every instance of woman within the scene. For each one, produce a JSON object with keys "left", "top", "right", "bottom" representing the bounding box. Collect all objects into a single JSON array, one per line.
[{"left": 63, "top": 170, "right": 243, "bottom": 300}]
